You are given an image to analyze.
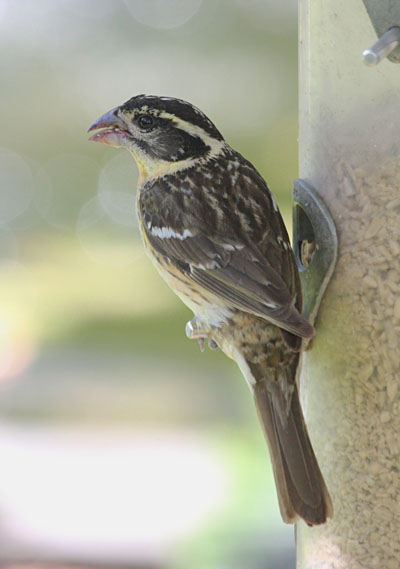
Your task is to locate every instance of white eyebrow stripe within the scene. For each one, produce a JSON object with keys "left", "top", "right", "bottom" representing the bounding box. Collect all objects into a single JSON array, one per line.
[
  {"left": 149, "top": 225, "right": 193, "bottom": 240},
  {"left": 157, "top": 111, "right": 224, "bottom": 149}
]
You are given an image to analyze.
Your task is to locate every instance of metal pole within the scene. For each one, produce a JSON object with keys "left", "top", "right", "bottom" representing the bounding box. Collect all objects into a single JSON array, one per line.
[{"left": 297, "top": 1, "right": 400, "bottom": 567}]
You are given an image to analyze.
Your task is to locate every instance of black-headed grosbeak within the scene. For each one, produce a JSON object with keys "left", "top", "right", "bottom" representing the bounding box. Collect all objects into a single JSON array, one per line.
[{"left": 89, "top": 95, "right": 333, "bottom": 525}]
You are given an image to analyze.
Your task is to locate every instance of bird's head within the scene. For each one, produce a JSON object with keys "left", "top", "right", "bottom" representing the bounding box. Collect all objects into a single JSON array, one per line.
[{"left": 88, "top": 95, "right": 225, "bottom": 181}]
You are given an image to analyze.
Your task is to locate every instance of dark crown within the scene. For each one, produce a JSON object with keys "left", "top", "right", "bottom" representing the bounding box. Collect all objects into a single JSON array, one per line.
[{"left": 120, "top": 95, "right": 224, "bottom": 141}]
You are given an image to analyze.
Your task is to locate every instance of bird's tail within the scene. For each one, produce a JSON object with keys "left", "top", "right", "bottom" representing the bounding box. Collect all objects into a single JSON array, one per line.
[{"left": 252, "top": 377, "right": 333, "bottom": 525}]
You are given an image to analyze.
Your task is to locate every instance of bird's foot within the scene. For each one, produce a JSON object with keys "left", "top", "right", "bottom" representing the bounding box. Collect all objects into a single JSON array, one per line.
[{"left": 185, "top": 318, "right": 218, "bottom": 352}]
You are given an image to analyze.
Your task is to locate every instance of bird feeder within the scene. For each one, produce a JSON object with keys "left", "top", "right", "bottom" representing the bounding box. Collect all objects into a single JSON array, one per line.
[{"left": 294, "top": 0, "right": 400, "bottom": 567}]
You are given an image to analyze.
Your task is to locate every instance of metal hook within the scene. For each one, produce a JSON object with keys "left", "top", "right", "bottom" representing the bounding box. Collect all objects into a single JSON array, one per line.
[{"left": 292, "top": 179, "right": 338, "bottom": 325}]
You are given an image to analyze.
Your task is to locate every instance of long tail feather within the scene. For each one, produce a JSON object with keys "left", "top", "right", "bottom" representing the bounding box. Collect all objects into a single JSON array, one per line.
[{"left": 253, "top": 380, "right": 333, "bottom": 525}]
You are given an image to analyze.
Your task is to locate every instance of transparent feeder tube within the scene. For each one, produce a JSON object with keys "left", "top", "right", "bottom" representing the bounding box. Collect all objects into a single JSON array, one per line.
[{"left": 297, "top": 1, "right": 400, "bottom": 568}]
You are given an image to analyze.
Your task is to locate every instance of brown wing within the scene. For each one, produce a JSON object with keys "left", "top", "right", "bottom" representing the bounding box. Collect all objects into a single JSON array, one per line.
[{"left": 139, "top": 150, "right": 313, "bottom": 339}]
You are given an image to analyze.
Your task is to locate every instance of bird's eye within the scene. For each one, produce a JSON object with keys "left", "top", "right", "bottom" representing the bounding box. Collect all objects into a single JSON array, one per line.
[{"left": 137, "top": 114, "right": 155, "bottom": 130}]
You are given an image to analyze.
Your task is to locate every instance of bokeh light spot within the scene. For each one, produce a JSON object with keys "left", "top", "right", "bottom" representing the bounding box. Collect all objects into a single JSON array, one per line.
[
  {"left": 0, "top": 149, "right": 34, "bottom": 224},
  {"left": 76, "top": 196, "right": 141, "bottom": 267},
  {"left": 43, "top": 153, "right": 99, "bottom": 228},
  {"left": 61, "top": 0, "right": 118, "bottom": 20},
  {"left": 124, "top": 0, "right": 203, "bottom": 30},
  {"left": 98, "top": 152, "right": 138, "bottom": 228}
]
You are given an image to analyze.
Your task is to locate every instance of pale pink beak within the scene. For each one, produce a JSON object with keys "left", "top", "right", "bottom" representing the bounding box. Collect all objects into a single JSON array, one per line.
[{"left": 88, "top": 107, "right": 130, "bottom": 147}]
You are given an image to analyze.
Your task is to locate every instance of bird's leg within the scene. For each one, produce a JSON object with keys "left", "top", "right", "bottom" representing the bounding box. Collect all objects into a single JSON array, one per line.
[
  {"left": 185, "top": 317, "right": 206, "bottom": 351},
  {"left": 185, "top": 317, "right": 218, "bottom": 352}
]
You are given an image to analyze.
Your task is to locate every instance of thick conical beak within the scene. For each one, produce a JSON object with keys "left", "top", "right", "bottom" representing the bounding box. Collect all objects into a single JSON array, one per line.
[{"left": 88, "top": 107, "right": 130, "bottom": 147}]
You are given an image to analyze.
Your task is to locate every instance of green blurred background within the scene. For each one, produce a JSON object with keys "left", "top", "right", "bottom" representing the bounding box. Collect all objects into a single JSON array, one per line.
[{"left": 0, "top": 1, "right": 299, "bottom": 567}]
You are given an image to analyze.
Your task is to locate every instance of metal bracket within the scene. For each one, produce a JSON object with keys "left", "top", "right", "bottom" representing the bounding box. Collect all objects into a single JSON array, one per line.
[
  {"left": 292, "top": 179, "right": 338, "bottom": 325},
  {"left": 362, "top": 0, "right": 400, "bottom": 64}
]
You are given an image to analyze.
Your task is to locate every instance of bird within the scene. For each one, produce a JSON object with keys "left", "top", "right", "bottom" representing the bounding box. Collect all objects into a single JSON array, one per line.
[{"left": 88, "top": 94, "right": 333, "bottom": 525}]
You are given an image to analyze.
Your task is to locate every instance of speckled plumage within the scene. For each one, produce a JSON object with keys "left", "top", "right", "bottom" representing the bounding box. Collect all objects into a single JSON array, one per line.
[{"left": 89, "top": 95, "right": 333, "bottom": 526}]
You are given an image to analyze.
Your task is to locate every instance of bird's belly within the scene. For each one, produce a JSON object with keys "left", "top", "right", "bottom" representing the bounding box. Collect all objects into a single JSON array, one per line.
[{"left": 148, "top": 249, "right": 234, "bottom": 330}]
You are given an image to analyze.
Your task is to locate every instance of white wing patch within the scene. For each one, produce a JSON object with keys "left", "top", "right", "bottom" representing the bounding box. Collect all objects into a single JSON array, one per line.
[
  {"left": 149, "top": 224, "right": 193, "bottom": 240},
  {"left": 263, "top": 300, "right": 280, "bottom": 309},
  {"left": 221, "top": 243, "right": 244, "bottom": 251}
]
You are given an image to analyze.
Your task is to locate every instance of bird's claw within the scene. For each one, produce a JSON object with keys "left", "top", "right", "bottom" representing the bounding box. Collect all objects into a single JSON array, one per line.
[
  {"left": 185, "top": 318, "right": 218, "bottom": 352},
  {"left": 185, "top": 318, "right": 204, "bottom": 340}
]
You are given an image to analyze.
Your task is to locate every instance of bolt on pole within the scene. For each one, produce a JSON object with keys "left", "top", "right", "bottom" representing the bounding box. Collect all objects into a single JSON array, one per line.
[{"left": 296, "top": 0, "right": 400, "bottom": 567}]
